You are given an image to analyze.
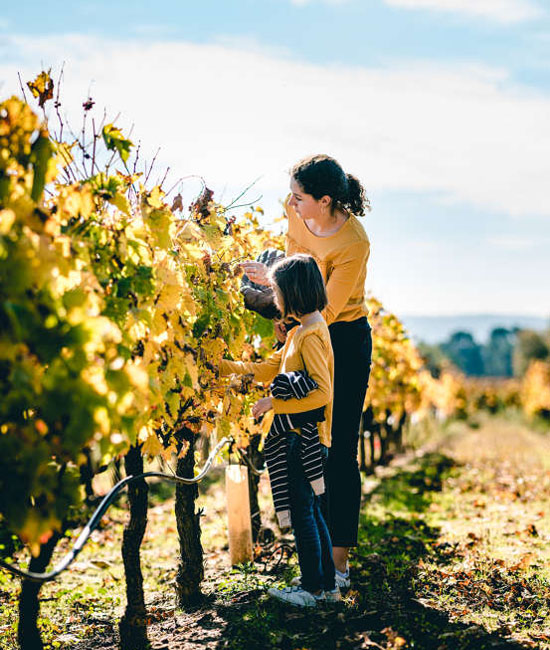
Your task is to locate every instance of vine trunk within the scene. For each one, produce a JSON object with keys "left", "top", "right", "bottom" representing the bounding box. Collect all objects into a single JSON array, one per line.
[
  {"left": 18, "top": 532, "right": 61, "bottom": 650},
  {"left": 174, "top": 427, "right": 204, "bottom": 607},
  {"left": 118, "top": 444, "right": 149, "bottom": 650}
]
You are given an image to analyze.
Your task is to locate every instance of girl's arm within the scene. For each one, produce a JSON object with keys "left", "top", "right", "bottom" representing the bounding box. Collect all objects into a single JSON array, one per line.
[
  {"left": 220, "top": 345, "right": 284, "bottom": 384},
  {"left": 271, "top": 332, "right": 331, "bottom": 415}
]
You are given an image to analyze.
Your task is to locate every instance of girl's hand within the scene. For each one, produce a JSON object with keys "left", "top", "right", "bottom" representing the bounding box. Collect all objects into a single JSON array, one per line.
[
  {"left": 241, "top": 261, "right": 270, "bottom": 286},
  {"left": 273, "top": 320, "right": 287, "bottom": 344},
  {"left": 252, "top": 396, "right": 273, "bottom": 420}
]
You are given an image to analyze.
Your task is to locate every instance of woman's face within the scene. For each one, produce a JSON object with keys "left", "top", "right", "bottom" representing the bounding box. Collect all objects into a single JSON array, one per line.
[{"left": 289, "top": 178, "right": 329, "bottom": 221}]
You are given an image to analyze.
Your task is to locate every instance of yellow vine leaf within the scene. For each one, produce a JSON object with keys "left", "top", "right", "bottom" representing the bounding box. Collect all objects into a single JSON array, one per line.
[
  {"left": 185, "top": 353, "right": 199, "bottom": 388},
  {"left": 26, "top": 70, "right": 54, "bottom": 108},
  {"left": 0, "top": 209, "right": 16, "bottom": 235},
  {"left": 142, "top": 433, "right": 164, "bottom": 458}
]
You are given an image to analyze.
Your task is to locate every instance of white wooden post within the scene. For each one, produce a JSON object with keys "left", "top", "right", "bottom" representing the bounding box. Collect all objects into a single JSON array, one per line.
[{"left": 225, "top": 464, "right": 253, "bottom": 565}]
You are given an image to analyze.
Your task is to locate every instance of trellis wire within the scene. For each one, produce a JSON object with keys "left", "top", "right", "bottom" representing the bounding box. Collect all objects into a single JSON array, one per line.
[
  {"left": 0, "top": 436, "right": 231, "bottom": 583},
  {"left": 235, "top": 446, "right": 265, "bottom": 476}
]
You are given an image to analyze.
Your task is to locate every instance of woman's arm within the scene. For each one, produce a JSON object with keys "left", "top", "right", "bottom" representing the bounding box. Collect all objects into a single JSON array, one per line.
[
  {"left": 271, "top": 332, "right": 332, "bottom": 414},
  {"left": 323, "top": 240, "right": 370, "bottom": 326},
  {"left": 240, "top": 261, "right": 270, "bottom": 286}
]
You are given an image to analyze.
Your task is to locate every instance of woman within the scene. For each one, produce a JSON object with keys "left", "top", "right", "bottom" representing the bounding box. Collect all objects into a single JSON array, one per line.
[{"left": 242, "top": 154, "right": 372, "bottom": 589}]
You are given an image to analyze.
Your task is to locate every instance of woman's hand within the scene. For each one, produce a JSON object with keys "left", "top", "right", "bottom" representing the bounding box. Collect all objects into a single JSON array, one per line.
[
  {"left": 252, "top": 396, "right": 273, "bottom": 420},
  {"left": 241, "top": 261, "right": 270, "bottom": 286}
]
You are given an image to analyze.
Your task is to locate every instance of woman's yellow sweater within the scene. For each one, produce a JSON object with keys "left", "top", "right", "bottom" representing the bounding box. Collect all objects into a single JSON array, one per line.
[
  {"left": 286, "top": 203, "right": 370, "bottom": 326},
  {"left": 219, "top": 321, "right": 334, "bottom": 447}
]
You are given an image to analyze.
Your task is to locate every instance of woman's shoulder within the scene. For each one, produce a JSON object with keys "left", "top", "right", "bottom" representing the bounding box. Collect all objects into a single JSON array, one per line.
[
  {"left": 331, "top": 217, "right": 370, "bottom": 261},
  {"left": 345, "top": 214, "right": 370, "bottom": 244}
]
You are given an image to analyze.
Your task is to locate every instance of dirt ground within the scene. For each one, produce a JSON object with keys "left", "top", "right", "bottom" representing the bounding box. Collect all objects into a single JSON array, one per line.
[{"left": 1, "top": 414, "right": 550, "bottom": 650}]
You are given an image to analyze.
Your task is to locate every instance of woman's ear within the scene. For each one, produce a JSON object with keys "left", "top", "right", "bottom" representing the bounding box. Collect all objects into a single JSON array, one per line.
[{"left": 320, "top": 194, "right": 332, "bottom": 209}]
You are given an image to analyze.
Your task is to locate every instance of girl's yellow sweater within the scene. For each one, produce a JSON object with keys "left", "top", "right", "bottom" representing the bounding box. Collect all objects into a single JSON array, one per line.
[{"left": 220, "top": 321, "right": 334, "bottom": 447}]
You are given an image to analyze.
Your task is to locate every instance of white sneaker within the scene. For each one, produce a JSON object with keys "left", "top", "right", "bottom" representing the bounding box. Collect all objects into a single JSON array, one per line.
[
  {"left": 289, "top": 577, "right": 343, "bottom": 601},
  {"left": 267, "top": 585, "right": 323, "bottom": 607},
  {"left": 324, "top": 586, "right": 342, "bottom": 603},
  {"left": 335, "top": 570, "right": 350, "bottom": 590}
]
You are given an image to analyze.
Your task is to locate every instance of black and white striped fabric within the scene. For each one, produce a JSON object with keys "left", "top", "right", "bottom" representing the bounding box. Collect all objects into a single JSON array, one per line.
[
  {"left": 270, "top": 370, "right": 318, "bottom": 404},
  {"left": 264, "top": 371, "right": 326, "bottom": 528}
]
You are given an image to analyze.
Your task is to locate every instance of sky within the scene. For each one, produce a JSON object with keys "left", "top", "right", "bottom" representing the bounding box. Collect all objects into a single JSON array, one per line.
[{"left": 0, "top": 0, "right": 549, "bottom": 317}]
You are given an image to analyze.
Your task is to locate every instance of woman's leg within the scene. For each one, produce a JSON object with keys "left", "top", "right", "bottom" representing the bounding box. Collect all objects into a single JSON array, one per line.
[
  {"left": 287, "top": 432, "right": 323, "bottom": 594},
  {"left": 327, "top": 319, "right": 372, "bottom": 567},
  {"left": 312, "top": 496, "right": 336, "bottom": 591}
]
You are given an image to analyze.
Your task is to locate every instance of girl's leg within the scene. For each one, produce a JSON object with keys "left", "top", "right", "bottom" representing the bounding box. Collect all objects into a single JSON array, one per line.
[
  {"left": 327, "top": 318, "right": 372, "bottom": 563},
  {"left": 287, "top": 432, "right": 323, "bottom": 594}
]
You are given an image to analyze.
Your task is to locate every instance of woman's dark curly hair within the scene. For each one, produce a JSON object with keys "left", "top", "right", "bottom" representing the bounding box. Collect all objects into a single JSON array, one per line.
[{"left": 290, "top": 154, "right": 371, "bottom": 216}]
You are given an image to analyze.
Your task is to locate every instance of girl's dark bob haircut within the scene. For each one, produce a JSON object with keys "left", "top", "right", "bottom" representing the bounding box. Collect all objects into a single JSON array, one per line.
[{"left": 270, "top": 254, "right": 328, "bottom": 318}]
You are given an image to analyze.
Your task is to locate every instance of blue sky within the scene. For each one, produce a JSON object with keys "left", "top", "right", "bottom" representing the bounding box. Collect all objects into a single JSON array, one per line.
[{"left": 1, "top": 0, "right": 549, "bottom": 317}]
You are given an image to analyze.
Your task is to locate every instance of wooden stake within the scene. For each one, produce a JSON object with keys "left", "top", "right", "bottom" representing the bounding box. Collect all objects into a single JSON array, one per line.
[{"left": 225, "top": 465, "right": 253, "bottom": 565}]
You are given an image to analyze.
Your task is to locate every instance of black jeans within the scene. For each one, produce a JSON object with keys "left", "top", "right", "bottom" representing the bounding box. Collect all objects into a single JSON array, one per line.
[{"left": 326, "top": 317, "right": 372, "bottom": 547}]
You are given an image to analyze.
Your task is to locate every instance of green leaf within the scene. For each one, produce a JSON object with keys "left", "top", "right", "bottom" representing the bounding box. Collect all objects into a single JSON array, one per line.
[
  {"left": 144, "top": 208, "right": 172, "bottom": 249},
  {"left": 30, "top": 133, "right": 54, "bottom": 202},
  {"left": 252, "top": 313, "right": 274, "bottom": 340},
  {"left": 62, "top": 288, "right": 87, "bottom": 310},
  {"left": 111, "top": 191, "right": 131, "bottom": 216},
  {"left": 102, "top": 124, "right": 133, "bottom": 164}
]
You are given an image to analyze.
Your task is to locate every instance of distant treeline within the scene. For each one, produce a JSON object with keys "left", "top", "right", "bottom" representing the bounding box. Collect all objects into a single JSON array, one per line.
[{"left": 419, "top": 328, "right": 550, "bottom": 378}]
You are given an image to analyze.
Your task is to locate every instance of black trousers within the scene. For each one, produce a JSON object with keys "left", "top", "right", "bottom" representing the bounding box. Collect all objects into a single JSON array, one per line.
[{"left": 326, "top": 317, "right": 372, "bottom": 547}]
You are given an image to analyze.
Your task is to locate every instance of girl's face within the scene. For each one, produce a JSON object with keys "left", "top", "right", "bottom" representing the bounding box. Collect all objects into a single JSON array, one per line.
[{"left": 288, "top": 178, "right": 330, "bottom": 221}]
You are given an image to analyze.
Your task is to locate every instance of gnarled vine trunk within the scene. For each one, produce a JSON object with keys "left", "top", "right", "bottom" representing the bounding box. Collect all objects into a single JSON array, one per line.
[
  {"left": 80, "top": 447, "right": 95, "bottom": 505},
  {"left": 379, "top": 409, "right": 393, "bottom": 465},
  {"left": 18, "top": 532, "right": 61, "bottom": 650},
  {"left": 395, "top": 413, "right": 408, "bottom": 453},
  {"left": 362, "top": 407, "right": 377, "bottom": 473},
  {"left": 118, "top": 444, "right": 149, "bottom": 650},
  {"left": 174, "top": 427, "right": 204, "bottom": 607},
  {"left": 247, "top": 434, "right": 264, "bottom": 542}
]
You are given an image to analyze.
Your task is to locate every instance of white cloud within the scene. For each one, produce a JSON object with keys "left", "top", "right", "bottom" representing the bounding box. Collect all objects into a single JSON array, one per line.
[
  {"left": 1, "top": 34, "right": 549, "bottom": 221},
  {"left": 290, "top": 0, "right": 349, "bottom": 5},
  {"left": 488, "top": 235, "right": 548, "bottom": 250},
  {"left": 289, "top": 0, "right": 542, "bottom": 23},
  {"left": 382, "top": 0, "right": 542, "bottom": 24}
]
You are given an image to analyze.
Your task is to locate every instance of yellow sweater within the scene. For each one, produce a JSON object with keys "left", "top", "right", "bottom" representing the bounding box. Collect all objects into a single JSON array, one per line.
[
  {"left": 219, "top": 321, "right": 334, "bottom": 447},
  {"left": 286, "top": 202, "right": 370, "bottom": 326}
]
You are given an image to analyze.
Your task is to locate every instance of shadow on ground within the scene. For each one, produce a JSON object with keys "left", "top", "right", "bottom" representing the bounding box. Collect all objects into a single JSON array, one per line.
[
  {"left": 213, "top": 453, "right": 532, "bottom": 650},
  {"left": 73, "top": 453, "right": 533, "bottom": 650}
]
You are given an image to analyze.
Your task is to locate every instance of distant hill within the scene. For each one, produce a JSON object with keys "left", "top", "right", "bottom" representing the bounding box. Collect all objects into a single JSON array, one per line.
[{"left": 400, "top": 314, "right": 549, "bottom": 344}]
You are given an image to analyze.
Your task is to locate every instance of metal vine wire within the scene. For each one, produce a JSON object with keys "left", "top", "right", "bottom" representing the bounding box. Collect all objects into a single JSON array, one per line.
[
  {"left": 0, "top": 436, "right": 231, "bottom": 583},
  {"left": 235, "top": 445, "right": 266, "bottom": 477}
]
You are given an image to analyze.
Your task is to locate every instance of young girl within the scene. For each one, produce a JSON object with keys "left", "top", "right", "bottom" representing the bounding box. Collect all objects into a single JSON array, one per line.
[{"left": 219, "top": 254, "right": 339, "bottom": 607}]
